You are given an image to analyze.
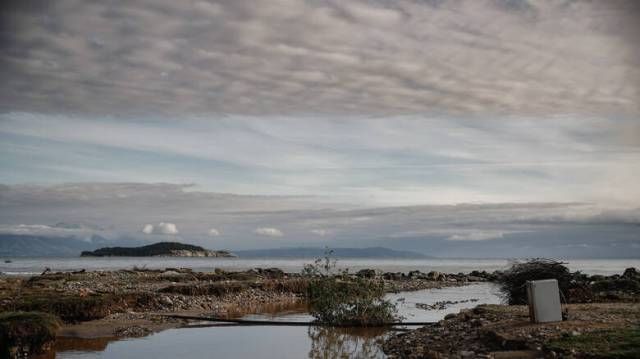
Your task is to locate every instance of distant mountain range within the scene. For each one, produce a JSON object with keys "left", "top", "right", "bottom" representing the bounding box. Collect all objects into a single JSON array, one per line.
[
  {"left": 234, "top": 247, "right": 430, "bottom": 259},
  {"left": 0, "top": 235, "right": 427, "bottom": 259},
  {"left": 0, "top": 234, "right": 144, "bottom": 257}
]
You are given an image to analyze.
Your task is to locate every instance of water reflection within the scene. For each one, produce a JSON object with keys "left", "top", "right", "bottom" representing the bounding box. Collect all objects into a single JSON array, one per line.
[
  {"left": 55, "top": 337, "right": 114, "bottom": 352},
  {"left": 308, "top": 326, "right": 387, "bottom": 359},
  {"left": 226, "top": 299, "right": 309, "bottom": 319},
  {"left": 53, "top": 284, "right": 501, "bottom": 358},
  {"left": 32, "top": 337, "right": 115, "bottom": 358}
]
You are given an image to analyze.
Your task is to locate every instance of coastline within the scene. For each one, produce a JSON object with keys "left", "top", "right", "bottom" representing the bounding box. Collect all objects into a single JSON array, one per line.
[
  {"left": 3, "top": 265, "right": 638, "bottom": 358},
  {"left": 0, "top": 267, "right": 481, "bottom": 341}
]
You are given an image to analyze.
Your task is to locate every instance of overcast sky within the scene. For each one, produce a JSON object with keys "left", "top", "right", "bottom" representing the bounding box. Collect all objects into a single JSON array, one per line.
[{"left": 1, "top": 0, "right": 639, "bottom": 255}]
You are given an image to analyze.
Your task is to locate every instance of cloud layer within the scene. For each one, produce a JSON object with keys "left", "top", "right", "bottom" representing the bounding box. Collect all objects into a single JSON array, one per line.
[
  {"left": 0, "top": 183, "right": 638, "bottom": 257},
  {"left": 1, "top": 1, "right": 639, "bottom": 257},
  {"left": 2, "top": 112, "right": 639, "bottom": 206},
  {"left": 1, "top": 0, "right": 639, "bottom": 116}
]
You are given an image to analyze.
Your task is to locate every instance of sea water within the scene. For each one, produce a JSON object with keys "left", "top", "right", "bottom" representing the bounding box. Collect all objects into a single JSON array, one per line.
[{"left": 2, "top": 257, "right": 638, "bottom": 276}]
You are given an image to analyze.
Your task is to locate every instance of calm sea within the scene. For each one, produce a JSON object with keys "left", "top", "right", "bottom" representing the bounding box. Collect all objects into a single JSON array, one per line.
[{"left": 1, "top": 257, "right": 638, "bottom": 276}]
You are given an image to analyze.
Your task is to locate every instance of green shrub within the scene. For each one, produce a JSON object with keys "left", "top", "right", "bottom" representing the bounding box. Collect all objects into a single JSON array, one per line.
[
  {"left": 307, "top": 276, "right": 398, "bottom": 326},
  {"left": 302, "top": 248, "right": 399, "bottom": 326}
]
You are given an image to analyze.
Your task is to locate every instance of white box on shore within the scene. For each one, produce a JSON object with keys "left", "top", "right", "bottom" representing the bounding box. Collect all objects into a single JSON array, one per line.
[{"left": 526, "top": 279, "right": 563, "bottom": 323}]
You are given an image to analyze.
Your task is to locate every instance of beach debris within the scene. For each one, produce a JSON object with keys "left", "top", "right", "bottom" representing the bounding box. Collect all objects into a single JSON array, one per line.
[
  {"left": 356, "top": 269, "right": 376, "bottom": 278},
  {"left": 415, "top": 299, "right": 479, "bottom": 311}
]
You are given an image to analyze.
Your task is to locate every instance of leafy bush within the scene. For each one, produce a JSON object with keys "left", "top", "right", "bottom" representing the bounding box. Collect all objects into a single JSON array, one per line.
[
  {"left": 497, "top": 258, "right": 573, "bottom": 305},
  {"left": 303, "top": 248, "right": 399, "bottom": 326},
  {"left": 307, "top": 276, "right": 398, "bottom": 326}
]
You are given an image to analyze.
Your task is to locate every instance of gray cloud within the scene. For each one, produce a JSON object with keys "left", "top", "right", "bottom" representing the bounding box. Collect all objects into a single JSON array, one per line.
[
  {"left": 0, "top": 183, "right": 638, "bottom": 256},
  {"left": 0, "top": 223, "right": 101, "bottom": 240},
  {"left": 254, "top": 227, "right": 284, "bottom": 237},
  {"left": 1, "top": 0, "right": 639, "bottom": 116},
  {"left": 3, "top": 112, "right": 640, "bottom": 206}
]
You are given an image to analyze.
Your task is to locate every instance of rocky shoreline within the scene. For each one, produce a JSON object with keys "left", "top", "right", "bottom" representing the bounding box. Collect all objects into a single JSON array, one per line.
[
  {"left": 383, "top": 303, "right": 640, "bottom": 359},
  {"left": 2, "top": 266, "right": 638, "bottom": 358},
  {"left": 383, "top": 267, "right": 640, "bottom": 359},
  {"left": 0, "top": 267, "right": 484, "bottom": 343}
]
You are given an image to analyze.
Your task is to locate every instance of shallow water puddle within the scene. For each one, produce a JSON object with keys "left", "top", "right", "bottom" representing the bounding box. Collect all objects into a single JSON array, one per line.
[{"left": 53, "top": 283, "right": 501, "bottom": 359}]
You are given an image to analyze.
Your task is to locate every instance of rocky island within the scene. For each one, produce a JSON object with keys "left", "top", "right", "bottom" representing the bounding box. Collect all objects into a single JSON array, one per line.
[{"left": 80, "top": 241, "right": 236, "bottom": 257}]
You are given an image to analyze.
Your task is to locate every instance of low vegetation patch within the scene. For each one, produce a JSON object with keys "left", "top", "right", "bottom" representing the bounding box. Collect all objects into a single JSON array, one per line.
[
  {"left": 0, "top": 311, "right": 61, "bottom": 358},
  {"left": 546, "top": 327, "right": 640, "bottom": 358},
  {"left": 259, "top": 278, "right": 309, "bottom": 295},
  {"left": 8, "top": 292, "right": 156, "bottom": 323}
]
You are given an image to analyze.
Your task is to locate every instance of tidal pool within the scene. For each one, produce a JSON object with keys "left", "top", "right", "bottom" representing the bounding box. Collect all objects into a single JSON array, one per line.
[{"left": 53, "top": 283, "right": 501, "bottom": 358}]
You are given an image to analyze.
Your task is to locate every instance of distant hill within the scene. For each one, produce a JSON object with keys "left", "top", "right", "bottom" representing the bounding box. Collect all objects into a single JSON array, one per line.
[
  {"left": 81, "top": 241, "right": 236, "bottom": 257},
  {"left": 234, "top": 247, "right": 430, "bottom": 259},
  {"left": 0, "top": 234, "right": 142, "bottom": 257}
]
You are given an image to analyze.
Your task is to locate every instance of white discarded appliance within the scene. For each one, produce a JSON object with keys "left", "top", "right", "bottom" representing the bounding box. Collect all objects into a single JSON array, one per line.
[{"left": 526, "top": 279, "right": 563, "bottom": 323}]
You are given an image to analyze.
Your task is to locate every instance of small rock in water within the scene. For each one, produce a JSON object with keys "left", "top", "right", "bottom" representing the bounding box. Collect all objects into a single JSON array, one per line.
[{"left": 416, "top": 298, "right": 480, "bottom": 311}]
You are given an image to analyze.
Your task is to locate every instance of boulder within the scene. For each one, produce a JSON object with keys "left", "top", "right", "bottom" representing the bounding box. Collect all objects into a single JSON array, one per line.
[
  {"left": 258, "top": 268, "right": 285, "bottom": 278},
  {"left": 427, "top": 271, "right": 446, "bottom": 281},
  {"left": 383, "top": 272, "right": 403, "bottom": 281},
  {"left": 622, "top": 267, "right": 639, "bottom": 279},
  {"left": 408, "top": 270, "right": 427, "bottom": 279},
  {"left": 356, "top": 269, "right": 376, "bottom": 278}
]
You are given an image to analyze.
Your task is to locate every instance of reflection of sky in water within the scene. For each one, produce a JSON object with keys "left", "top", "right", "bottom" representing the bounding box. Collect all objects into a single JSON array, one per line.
[
  {"left": 56, "top": 283, "right": 501, "bottom": 359},
  {"left": 388, "top": 283, "right": 502, "bottom": 323}
]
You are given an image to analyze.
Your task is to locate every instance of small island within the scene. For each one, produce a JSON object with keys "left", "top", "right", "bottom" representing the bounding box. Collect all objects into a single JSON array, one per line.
[{"left": 80, "top": 242, "right": 236, "bottom": 258}]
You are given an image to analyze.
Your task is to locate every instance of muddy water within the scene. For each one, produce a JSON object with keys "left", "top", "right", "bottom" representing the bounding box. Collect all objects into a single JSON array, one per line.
[{"left": 53, "top": 283, "right": 501, "bottom": 359}]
